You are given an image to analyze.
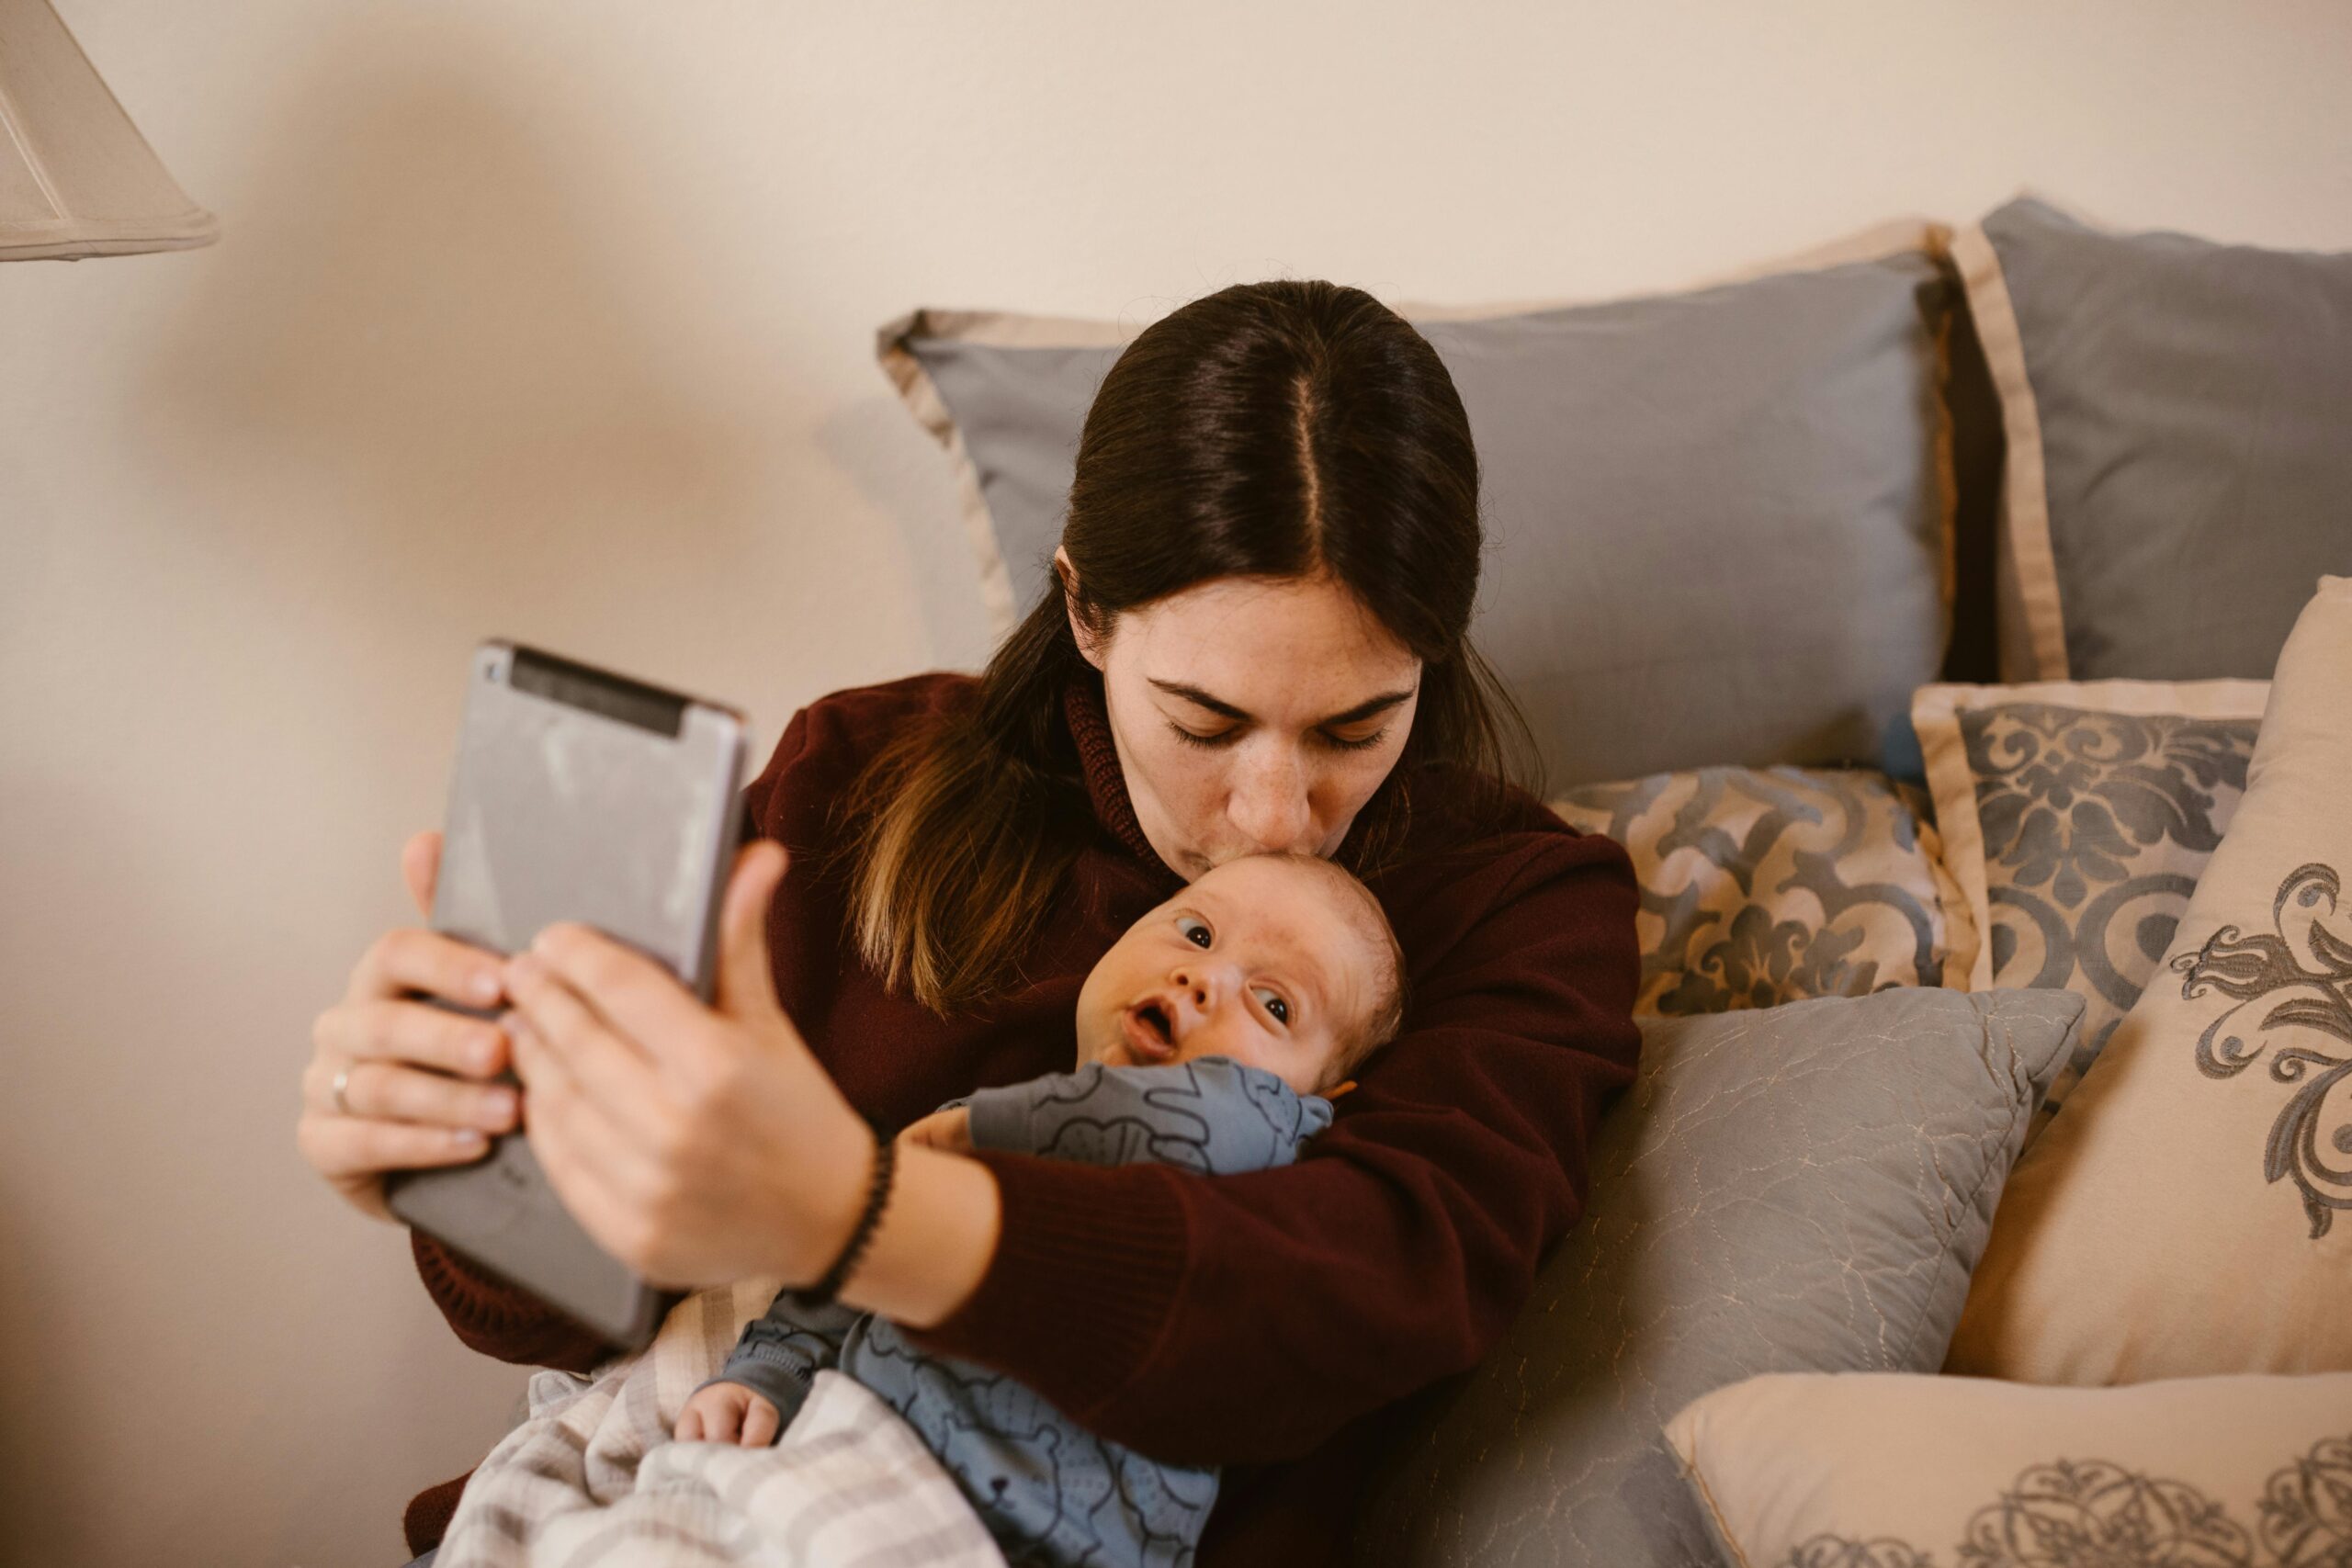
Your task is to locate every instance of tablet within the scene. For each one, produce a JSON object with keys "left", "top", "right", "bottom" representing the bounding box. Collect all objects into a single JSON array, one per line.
[{"left": 386, "top": 639, "right": 750, "bottom": 1351}]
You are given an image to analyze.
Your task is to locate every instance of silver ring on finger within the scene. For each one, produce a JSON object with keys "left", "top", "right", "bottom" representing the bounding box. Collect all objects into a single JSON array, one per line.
[{"left": 332, "top": 1066, "right": 355, "bottom": 1117}]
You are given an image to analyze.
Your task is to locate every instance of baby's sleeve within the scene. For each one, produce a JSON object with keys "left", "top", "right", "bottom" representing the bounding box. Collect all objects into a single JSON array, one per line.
[
  {"left": 694, "top": 1295, "right": 863, "bottom": 1429},
  {"left": 964, "top": 1057, "right": 1334, "bottom": 1176}
]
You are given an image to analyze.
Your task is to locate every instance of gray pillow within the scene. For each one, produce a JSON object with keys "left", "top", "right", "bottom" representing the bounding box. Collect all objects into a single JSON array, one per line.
[
  {"left": 1956, "top": 196, "right": 2352, "bottom": 683},
  {"left": 883, "top": 250, "right": 1954, "bottom": 788},
  {"left": 1351, "top": 986, "right": 2086, "bottom": 1568}
]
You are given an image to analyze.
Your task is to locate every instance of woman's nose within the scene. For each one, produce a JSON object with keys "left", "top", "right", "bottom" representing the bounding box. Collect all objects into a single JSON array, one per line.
[{"left": 1226, "top": 750, "right": 1313, "bottom": 852}]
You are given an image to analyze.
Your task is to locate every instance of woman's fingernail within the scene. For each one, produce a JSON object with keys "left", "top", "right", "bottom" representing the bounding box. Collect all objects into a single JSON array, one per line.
[
  {"left": 471, "top": 971, "right": 501, "bottom": 1003},
  {"left": 481, "top": 1089, "right": 516, "bottom": 1125},
  {"left": 450, "top": 1128, "right": 485, "bottom": 1148}
]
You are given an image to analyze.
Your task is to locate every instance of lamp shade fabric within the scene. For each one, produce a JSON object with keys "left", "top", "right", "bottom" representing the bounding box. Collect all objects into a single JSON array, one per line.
[{"left": 0, "top": 0, "right": 215, "bottom": 260}]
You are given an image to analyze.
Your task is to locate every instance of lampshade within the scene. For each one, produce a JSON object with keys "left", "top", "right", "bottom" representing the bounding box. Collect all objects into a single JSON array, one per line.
[{"left": 0, "top": 0, "right": 215, "bottom": 260}]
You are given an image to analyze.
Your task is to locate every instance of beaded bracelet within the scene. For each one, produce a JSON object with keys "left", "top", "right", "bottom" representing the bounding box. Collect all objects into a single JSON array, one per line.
[{"left": 788, "top": 1117, "right": 896, "bottom": 1309}]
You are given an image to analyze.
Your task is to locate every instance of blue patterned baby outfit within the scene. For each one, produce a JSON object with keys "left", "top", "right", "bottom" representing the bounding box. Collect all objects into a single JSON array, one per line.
[{"left": 695, "top": 1056, "right": 1335, "bottom": 1568}]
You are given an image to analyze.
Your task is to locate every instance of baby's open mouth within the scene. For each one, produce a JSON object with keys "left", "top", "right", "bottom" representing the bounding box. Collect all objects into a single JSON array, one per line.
[{"left": 1122, "top": 998, "right": 1177, "bottom": 1061}]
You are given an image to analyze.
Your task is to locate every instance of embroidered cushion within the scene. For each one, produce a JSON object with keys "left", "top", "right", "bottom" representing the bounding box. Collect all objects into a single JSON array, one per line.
[
  {"left": 1549, "top": 765, "right": 1971, "bottom": 1016},
  {"left": 1913, "top": 680, "right": 2267, "bottom": 1125},
  {"left": 1946, "top": 577, "right": 2352, "bottom": 1383},
  {"left": 1663, "top": 1370, "right": 2352, "bottom": 1568}
]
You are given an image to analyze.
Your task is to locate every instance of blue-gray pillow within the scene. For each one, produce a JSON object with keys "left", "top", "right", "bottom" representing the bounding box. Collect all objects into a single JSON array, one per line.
[
  {"left": 880, "top": 247, "right": 1955, "bottom": 788},
  {"left": 1954, "top": 196, "right": 2352, "bottom": 684},
  {"left": 1351, "top": 986, "right": 2085, "bottom": 1568}
]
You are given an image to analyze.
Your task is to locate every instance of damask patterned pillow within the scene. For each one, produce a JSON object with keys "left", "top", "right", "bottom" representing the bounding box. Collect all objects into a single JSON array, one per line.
[
  {"left": 1663, "top": 1370, "right": 2352, "bottom": 1568},
  {"left": 1549, "top": 766, "right": 1972, "bottom": 1016},
  {"left": 1913, "top": 679, "right": 2267, "bottom": 1121}
]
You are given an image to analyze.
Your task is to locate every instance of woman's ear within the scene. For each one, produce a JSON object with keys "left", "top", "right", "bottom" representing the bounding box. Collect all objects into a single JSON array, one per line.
[{"left": 1056, "top": 547, "right": 1107, "bottom": 671}]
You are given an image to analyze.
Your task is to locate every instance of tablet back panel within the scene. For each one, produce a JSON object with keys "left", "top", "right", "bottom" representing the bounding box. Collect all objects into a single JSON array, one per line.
[{"left": 387, "top": 641, "right": 747, "bottom": 1350}]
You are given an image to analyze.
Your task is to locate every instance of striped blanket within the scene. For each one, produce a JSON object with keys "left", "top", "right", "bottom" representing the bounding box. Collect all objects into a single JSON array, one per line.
[{"left": 432, "top": 1275, "right": 1006, "bottom": 1568}]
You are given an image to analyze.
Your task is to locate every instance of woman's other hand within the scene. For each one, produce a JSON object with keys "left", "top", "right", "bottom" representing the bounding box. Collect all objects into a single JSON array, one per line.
[
  {"left": 500, "top": 840, "right": 875, "bottom": 1293},
  {"left": 897, "top": 1107, "right": 973, "bottom": 1155},
  {"left": 673, "top": 1381, "right": 781, "bottom": 1447},
  {"left": 297, "top": 830, "right": 521, "bottom": 1223}
]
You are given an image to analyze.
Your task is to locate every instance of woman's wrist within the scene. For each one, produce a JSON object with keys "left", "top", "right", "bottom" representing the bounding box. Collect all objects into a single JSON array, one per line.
[
  {"left": 830, "top": 1144, "right": 1001, "bottom": 1329},
  {"left": 785, "top": 1119, "right": 896, "bottom": 1307}
]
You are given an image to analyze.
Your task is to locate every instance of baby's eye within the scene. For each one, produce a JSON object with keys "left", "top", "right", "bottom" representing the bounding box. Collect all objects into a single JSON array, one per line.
[
  {"left": 1177, "top": 915, "right": 1213, "bottom": 949},
  {"left": 1252, "top": 987, "right": 1290, "bottom": 1026}
]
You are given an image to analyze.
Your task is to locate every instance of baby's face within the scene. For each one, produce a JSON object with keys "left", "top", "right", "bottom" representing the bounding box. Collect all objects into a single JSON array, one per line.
[{"left": 1074, "top": 854, "right": 1384, "bottom": 1096}]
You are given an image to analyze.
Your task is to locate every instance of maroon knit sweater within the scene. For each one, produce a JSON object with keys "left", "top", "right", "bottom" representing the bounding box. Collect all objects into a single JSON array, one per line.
[{"left": 400, "top": 671, "right": 1641, "bottom": 1563}]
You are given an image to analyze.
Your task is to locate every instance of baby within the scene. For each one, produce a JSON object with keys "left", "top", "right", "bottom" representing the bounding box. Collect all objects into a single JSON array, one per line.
[{"left": 673, "top": 849, "right": 1408, "bottom": 1567}]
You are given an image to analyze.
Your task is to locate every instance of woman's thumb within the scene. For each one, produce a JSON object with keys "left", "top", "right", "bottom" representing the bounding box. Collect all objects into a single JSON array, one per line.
[
  {"left": 715, "top": 839, "right": 791, "bottom": 1017},
  {"left": 401, "top": 829, "right": 441, "bottom": 920}
]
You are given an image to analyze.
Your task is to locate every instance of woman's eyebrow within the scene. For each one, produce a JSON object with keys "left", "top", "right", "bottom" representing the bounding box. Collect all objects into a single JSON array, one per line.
[{"left": 1148, "top": 679, "right": 1417, "bottom": 728}]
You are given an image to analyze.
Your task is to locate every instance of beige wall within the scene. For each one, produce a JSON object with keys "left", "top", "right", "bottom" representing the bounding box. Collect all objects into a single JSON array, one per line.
[{"left": 3, "top": 2, "right": 2348, "bottom": 1562}]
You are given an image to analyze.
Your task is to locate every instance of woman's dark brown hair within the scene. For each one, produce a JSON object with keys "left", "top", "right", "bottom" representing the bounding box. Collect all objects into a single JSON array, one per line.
[{"left": 841, "top": 279, "right": 1536, "bottom": 1015}]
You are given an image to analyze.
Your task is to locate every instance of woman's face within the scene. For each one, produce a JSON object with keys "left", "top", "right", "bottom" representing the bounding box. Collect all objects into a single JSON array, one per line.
[{"left": 1061, "top": 549, "right": 1424, "bottom": 880}]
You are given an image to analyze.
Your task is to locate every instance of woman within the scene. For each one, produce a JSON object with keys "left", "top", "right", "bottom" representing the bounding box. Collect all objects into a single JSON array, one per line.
[{"left": 300, "top": 279, "right": 1643, "bottom": 1565}]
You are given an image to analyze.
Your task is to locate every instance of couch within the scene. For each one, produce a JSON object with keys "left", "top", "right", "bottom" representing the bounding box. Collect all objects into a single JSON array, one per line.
[{"left": 876, "top": 193, "right": 2352, "bottom": 1566}]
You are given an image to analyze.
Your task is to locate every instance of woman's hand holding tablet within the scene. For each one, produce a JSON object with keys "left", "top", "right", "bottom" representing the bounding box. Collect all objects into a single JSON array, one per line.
[
  {"left": 494, "top": 838, "right": 876, "bottom": 1292},
  {"left": 298, "top": 829, "right": 521, "bottom": 1223}
]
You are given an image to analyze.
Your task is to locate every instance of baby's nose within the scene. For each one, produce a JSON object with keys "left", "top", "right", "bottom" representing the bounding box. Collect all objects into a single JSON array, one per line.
[{"left": 1169, "top": 964, "right": 1243, "bottom": 1019}]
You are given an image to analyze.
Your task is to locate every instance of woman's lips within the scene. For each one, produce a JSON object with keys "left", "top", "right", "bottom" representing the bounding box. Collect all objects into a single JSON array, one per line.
[{"left": 1120, "top": 1004, "right": 1177, "bottom": 1063}]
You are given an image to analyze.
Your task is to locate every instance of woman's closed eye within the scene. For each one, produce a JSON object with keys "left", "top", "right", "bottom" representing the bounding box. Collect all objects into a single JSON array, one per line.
[
  {"left": 1165, "top": 720, "right": 1389, "bottom": 752},
  {"left": 1168, "top": 722, "right": 1234, "bottom": 750},
  {"left": 1320, "top": 726, "right": 1389, "bottom": 752}
]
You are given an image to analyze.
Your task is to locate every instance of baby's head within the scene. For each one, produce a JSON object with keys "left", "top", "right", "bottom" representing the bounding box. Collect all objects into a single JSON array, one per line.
[{"left": 1074, "top": 852, "right": 1406, "bottom": 1097}]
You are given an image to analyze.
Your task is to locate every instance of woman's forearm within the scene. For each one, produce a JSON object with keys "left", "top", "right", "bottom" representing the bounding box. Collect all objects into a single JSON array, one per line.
[{"left": 832, "top": 1145, "right": 1003, "bottom": 1329}]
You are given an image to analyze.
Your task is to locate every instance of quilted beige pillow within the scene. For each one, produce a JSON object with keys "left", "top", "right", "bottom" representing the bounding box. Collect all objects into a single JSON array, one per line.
[
  {"left": 1550, "top": 765, "right": 1971, "bottom": 1016},
  {"left": 1664, "top": 1370, "right": 2352, "bottom": 1568},
  {"left": 1945, "top": 575, "right": 2352, "bottom": 1383},
  {"left": 1913, "top": 679, "right": 2267, "bottom": 1123}
]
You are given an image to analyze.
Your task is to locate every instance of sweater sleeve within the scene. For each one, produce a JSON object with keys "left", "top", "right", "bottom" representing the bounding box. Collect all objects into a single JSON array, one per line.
[
  {"left": 699, "top": 1297, "right": 863, "bottom": 1428},
  {"left": 406, "top": 1229, "right": 616, "bottom": 1374},
  {"left": 901, "top": 827, "right": 1642, "bottom": 1469}
]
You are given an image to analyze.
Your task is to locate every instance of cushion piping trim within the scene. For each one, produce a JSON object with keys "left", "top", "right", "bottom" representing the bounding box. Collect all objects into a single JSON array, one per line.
[
  {"left": 1949, "top": 220, "right": 2069, "bottom": 682},
  {"left": 874, "top": 310, "right": 1022, "bottom": 635},
  {"left": 1667, "top": 1427, "right": 1758, "bottom": 1568},
  {"left": 1914, "top": 683, "right": 1999, "bottom": 992}
]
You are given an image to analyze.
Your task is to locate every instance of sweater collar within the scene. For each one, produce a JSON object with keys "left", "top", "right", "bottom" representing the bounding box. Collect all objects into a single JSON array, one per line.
[{"left": 1062, "top": 674, "right": 1182, "bottom": 879}]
